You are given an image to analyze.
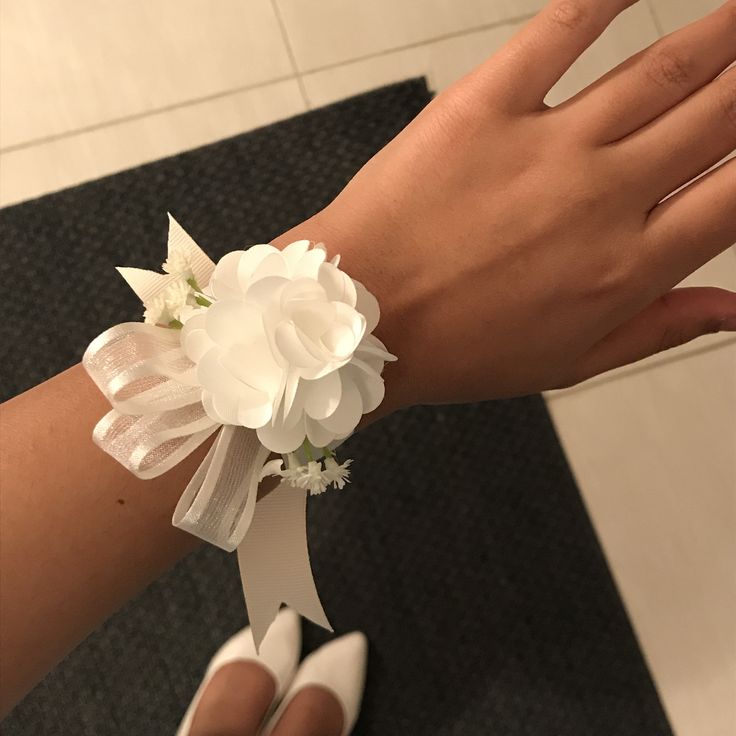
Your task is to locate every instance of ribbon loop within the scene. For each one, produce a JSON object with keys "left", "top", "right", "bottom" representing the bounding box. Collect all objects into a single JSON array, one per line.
[{"left": 172, "top": 425, "right": 270, "bottom": 552}]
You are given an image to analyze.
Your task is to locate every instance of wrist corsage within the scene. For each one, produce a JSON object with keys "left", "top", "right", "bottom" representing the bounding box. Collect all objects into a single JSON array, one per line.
[{"left": 82, "top": 214, "right": 397, "bottom": 647}]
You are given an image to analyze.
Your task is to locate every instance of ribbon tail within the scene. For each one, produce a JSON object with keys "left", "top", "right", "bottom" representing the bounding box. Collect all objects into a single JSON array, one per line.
[{"left": 236, "top": 480, "right": 333, "bottom": 651}]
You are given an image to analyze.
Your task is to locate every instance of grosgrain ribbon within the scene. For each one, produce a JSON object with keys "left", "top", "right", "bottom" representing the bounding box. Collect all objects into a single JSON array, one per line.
[{"left": 82, "top": 320, "right": 332, "bottom": 649}]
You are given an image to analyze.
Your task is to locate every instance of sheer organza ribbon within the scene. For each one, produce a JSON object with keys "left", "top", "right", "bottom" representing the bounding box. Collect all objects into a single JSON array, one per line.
[{"left": 83, "top": 319, "right": 332, "bottom": 650}]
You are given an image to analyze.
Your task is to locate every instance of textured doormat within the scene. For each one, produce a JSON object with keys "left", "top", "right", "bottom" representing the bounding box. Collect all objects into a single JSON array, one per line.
[{"left": 0, "top": 77, "right": 672, "bottom": 736}]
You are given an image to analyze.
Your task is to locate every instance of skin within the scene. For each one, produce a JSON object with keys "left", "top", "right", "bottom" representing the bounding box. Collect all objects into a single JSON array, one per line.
[
  {"left": 1, "top": 0, "right": 734, "bottom": 728},
  {"left": 186, "top": 662, "right": 344, "bottom": 736}
]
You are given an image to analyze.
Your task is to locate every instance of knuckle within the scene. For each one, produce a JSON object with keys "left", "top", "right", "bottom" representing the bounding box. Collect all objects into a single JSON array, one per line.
[
  {"left": 656, "top": 324, "right": 685, "bottom": 354},
  {"left": 643, "top": 46, "right": 694, "bottom": 90},
  {"left": 654, "top": 293, "right": 685, "bottom": 352},
  {"left": 722, "top": 0, "right": 736, "bottom": 27},
  {"left": 703, "top": 315, "right": 726, "bottom": 335},
  {"left": 717, "top": 74, "right": 736, "bottom": 132},
  {"left": 550, "top": 0, "right": 589, "bottom": 30}
]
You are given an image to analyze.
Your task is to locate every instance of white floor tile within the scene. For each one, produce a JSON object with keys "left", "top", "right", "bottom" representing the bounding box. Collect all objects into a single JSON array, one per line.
[
  {"left": 301, "top": 20, "right": 524, "bottom": 108},
  {"left": 302, "top": 2, "right": 658, "bottom": 109},
  {"left": 647, "top": 0, "right": 723, "bottom": 35},
  {"left": 0, "top": 0, "right": 294, "bottom": 149},
  {"left": 544, "top": 249, "right": 736, "bottom": 394},
  {"left": 546, "top": 340, "right": 736, "bottom": 736},
  {"left": 545, "top": 3, "right": 659, "bottom": 105},
  {"left": 0, "top": 79, "right": 306, "bottom": 206},
  {"left": 276, "top": 0, "right": 546, "bottom": 72}
]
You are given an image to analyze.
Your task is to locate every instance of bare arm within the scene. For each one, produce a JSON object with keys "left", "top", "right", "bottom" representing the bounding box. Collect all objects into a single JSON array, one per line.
[
  {"left": 0, "top": 214, "right": 397, "bottom": 717},
  {"left": 3, "top": 0, "right": 735, "bottom": 718}
]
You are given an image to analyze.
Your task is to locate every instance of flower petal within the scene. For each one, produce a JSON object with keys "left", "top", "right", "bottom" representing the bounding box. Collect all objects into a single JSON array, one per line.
[
  {"left": 257, "top": 415, "right": 306, "bottom": 453},
  {"left": 342, "top": 363, "right": 385, "bottom": 414},
  {"left": 237, "top": 396, "right": 273, "bottom": 428},
  {"left": 210, "top": 251, "right": 247, "bottom": 300},
  {"left": 281, "top": 240, "right": 311, "bottom": 273},
  {"left": 183, "top": 326, "right": 213, "bottom": 364},
  {"left": 237, "top": 244, "right": 279, "bottom": 288},
  {"left": 181, "top": 312, "right": 209, "bottom": 361},
  {"left": 282, "top": 369, "right": 300, "bottom": 419},
  {"left": 274, "top": 322, "right": 325, "bottom": 369},
  {"left": 259, "top": 457, "right": 284, "bottom": 480},
  {"left": 292, "top": 247, "right": 327, "bottom": 280},
  {"left": 198, "top": 349, "right": 266, "bottom": 407},
  {"left": 291, "top": 300, "right": 336, "bottom": 343},
  {"left": 354, "top": 279, "right": 380, "bottom": 333},
  {"left": 206, "top": 300, "right": 261, "bottom": 349},
  {"left": 334, "top": 301, "right": 366, "bottom": 345},
  {"left": 223, "top": 340, "right": 282, "bottom": 396},
  {"left": 318, "top": 262, "right": 357, "bottom": 307},
  {"left": 201, "top": 390, "right": 221, "bottom": 424},
  {"left": 355, "top": 332, "right": 398, "bottom": 362},
  {"left": 213, "top": 391, "right": 240, "bottom": 425},
  {"left": 319, "top": 378, "right": 363, "bottom": 435},
  {"left": 280, "top": 277, "right": 327, "bottom": 309},
  {"left": 321, "top": 324, "right": 358, "bottom": 360},
  {"left": 245, "top": 275, "right": 289, "bottom": 307},
  {"left": 304, "top": 369, "right": 342, "bottom": 420},
  {"left": 249, "top": 251, "right": 289, "bottom": 283},
  {"left": 305, "top": 415, "right": 337, "bottom": 448}
]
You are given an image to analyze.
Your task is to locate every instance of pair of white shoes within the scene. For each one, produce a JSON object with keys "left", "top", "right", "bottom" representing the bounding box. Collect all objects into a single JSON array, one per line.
[{"left": 175, "top": 608, "right": 368, "bottom": 736}]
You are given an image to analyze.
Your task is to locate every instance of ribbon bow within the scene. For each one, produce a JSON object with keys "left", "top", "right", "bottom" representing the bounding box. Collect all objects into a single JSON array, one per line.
[{"left": 82, "top": 215, "right": 334, "bottom": 649}]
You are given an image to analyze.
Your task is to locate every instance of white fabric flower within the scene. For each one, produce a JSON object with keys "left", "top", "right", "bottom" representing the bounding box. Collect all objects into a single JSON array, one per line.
[
  {"left": 289, "top": 460, "right": 329, "bottom": 495},
  {"left": 143, "top": 278, "right": 197, "bottom": 325},
  {"left": 181, "top": 240, "right": 397, "bottom": 453},
  {"left": 118, "top": 214, "right": 215, "bottom": 327},
  {"left": 162, "top": 249, "right": 194, "bottom": 279},
  {"left": 323, "top": 456, "right": 352, "bottom": 489}
]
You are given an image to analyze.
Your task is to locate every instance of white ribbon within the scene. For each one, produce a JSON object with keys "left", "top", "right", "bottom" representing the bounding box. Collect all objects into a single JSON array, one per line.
[
  {"left": 237, "top": 480, "right": 333, "bottom": 648},
  {"left": 82, "top": 319, "right": 331, "bottom": 650}
]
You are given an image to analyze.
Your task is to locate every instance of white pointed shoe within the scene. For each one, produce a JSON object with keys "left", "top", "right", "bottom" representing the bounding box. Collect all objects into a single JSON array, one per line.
[
  {"left": 175, "top": 607, "right": 301, "bottom": 736},
  {"left": 261, "top": 631, "right": 368, "bottom": 736}
]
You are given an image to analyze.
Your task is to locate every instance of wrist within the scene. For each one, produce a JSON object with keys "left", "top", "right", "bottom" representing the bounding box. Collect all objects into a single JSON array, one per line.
[{"left": 269, "top": 208, "right": 412, "bottom": 422}]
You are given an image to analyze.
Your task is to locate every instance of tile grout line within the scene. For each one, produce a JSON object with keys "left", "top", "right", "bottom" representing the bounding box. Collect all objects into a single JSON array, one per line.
[
  {"left": 544, "top": 335, "right": 736, "bottom": 402},
  {"left": 644, "top": 0, "right": 664, "bottom": 38},
  {"left": 270, "top": 0, "right": 311, "bottom": 110},
  {"left": 0, "top": 74, "right": 299, "bottom": 153},
  {"left": 2, "top": 11, "right": 539, "bottom": 153},
  {"left": 299, "top": 10, "right": 539, "bottom": 80}
]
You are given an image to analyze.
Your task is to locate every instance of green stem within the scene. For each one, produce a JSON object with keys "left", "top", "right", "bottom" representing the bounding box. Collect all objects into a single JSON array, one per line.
[
  {"left": 302, "top": 438, "right": 315, "bottom": 463},
  {"left": 168, "top": 318, "right": 184, "bottom": 329},
  {"left": 186, "top": 276, "right": 202, "bottom": 292},
  {"left": 194, "top": 294, "right": 212, "bottom": 307},
  {"left": 322, "top": 445, "right": 334, "bottom": 458}
]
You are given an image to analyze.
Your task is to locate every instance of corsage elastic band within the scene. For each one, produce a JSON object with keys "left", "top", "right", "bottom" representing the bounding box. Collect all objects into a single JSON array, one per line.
[{"left": 82, "top": 214, "right": 397, "bottom": 648}]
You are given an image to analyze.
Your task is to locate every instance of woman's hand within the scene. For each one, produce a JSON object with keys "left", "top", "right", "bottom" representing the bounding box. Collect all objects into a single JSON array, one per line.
[{"left": 298, "top": 0, "right": 736, "bottom": 414}]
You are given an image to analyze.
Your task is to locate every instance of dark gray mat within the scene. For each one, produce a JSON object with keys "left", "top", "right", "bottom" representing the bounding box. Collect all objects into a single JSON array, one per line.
[{"left": 0, "top": 77, "right": 672, "bottom": 736}]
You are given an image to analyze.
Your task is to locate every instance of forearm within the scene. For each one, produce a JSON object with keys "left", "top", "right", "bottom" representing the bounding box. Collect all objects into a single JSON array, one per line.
[
  {"left": 0, "top": 210, "right": 401, "bottom": 717},
  {"left": 0, "top": 362, "right": 215, "bottom": 715}
]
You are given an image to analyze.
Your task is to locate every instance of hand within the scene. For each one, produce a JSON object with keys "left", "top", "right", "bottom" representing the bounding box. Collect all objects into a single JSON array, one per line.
[{"left": 296, "top": 0, "right": 736, "bottom": 414}]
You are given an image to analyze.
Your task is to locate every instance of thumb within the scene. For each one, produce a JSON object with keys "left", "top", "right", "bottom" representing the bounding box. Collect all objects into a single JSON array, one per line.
[{"left": 571, "top": 287, "right": 736, "bottom": 383}]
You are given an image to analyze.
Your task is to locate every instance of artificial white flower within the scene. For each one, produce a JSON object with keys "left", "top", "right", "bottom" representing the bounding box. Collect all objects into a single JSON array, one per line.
[
  {"left": 301, "top": 461, "right": 330, "bottom": 495},
  {"left": 181, "top": 239, "right": 397, "bottom": 454},
  {"left": 162, "top": 249, "right": 194, "bottom": 279},
  {"left": 278, "top": 457, "right": 329, "bottom": 495},
  {"left": 259, "top": 457, "right": 285, "bottom": 481},
  {"left": 323, "top": 456, "right": 352, "bottom": 489},
  {"left": 118, "top": 214, "right": 216, "bottom": 327},
  {"left": 143, "top": 278, "right": 198, "bottom": 326}
]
